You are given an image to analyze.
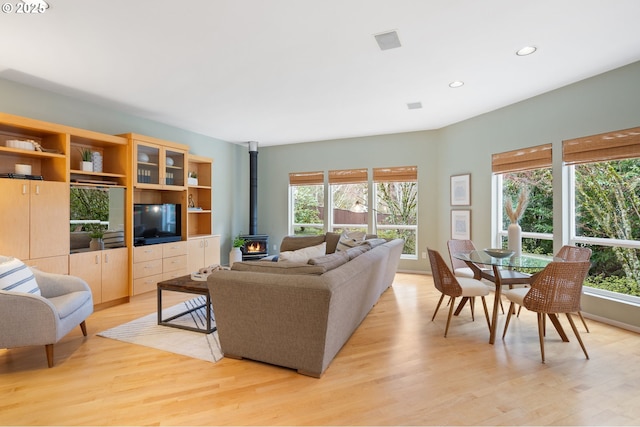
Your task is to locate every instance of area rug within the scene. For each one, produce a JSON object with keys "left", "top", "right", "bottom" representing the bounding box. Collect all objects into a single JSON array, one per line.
[{"left": 97, "top": 296, "right": 223, "bottom": 363}]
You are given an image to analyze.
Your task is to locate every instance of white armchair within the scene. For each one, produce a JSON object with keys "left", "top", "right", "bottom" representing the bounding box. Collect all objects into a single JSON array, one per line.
[{"left": 0, "top": 268, "right": 93, "bottom": 368}]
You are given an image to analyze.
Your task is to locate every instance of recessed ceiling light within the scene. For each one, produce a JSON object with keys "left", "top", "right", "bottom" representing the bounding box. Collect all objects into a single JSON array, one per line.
[
  {"left": 374, "top": 30, "right": 401, "bottom": 51},
  {"left": 449, "top": 81, "right": 464, "bottom": 88},
  {"left": 407, "top": 102, "right": 422, "bottom": 110},
  {"left": 516, "top": 46, "right": 537, "bottom": 56}
]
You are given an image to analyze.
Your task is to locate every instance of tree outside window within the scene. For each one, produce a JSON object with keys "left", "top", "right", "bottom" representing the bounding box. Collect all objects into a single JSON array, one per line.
[{"left": 573, "top": 159, "right": 640, "bottom": 297}]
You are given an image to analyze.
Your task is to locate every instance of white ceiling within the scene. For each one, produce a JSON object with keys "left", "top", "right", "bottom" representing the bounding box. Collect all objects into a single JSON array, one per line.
[{"left": 2, "top": 0, "right": 640, "bottom": 146}]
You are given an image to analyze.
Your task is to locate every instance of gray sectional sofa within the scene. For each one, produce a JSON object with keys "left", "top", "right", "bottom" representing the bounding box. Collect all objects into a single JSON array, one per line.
[{"left": 207, "top": 233, "right": 404, "bottom": 377}]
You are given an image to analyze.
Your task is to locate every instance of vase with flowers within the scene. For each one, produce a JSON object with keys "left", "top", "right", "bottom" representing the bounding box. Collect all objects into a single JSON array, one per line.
[
  {"left": 505, "top": 187, "right": 529, "bottom": 257},
  {"left": 229, "top": 236, "right": 246, "bottom": 267}
]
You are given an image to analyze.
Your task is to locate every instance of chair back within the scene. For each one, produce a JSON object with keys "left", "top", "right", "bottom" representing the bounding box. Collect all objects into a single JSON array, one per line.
[
  {"left": 447, "top": 239, "right": 476, "bottom": 271},
  {"left": 428, "top": 248, "right": 462, "bottom": 297},
  {"left": 523, "top": 261, "right": 591, "bottom": 314},
  {"left": 556, "top": 245, "right": 592, "bottom": 262}
]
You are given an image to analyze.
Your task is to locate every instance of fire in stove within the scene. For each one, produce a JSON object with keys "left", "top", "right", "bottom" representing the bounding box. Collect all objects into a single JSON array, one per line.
[{"left": 239, "top": 234, "right": 269, "bottom": 260}]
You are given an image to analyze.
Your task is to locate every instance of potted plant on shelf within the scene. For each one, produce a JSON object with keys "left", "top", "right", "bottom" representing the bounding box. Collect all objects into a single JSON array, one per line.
[
  {"left": 188, "top": 171, "right": 198, "bottom": 186},
  {"left": 88, "top": 226, "right": 105, "bottom": 251},
  {"left": 79, "top": 148, "right": 93, "bottom": 172},
  {"left": 229, "top": 236, "right": 245, "bottom": 267}
]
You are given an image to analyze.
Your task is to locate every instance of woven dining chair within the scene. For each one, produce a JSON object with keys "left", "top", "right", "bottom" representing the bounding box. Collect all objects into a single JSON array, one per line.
[
  {"left": 447, "top": 239, "right": 505, "bottom": 313},
  {"left": 556, "top": 245, "right": 592, "bottom": 332},
  {"left": 428, "top": 248, "right": 491, "bottom": 337},
  {"left": 502, "top": 260, "right": 591, "bottom": 363}
]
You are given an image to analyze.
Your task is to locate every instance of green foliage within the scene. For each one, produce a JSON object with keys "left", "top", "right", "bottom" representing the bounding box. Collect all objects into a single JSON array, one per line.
[
  {"left": 232, "top": 236, "right": 246, "bottom": 248},
  {"left": 70, "top": 188, "right": 109, "bottom": 232},
  {"left": 503, "top": 169, "right": 554, "bottom": 255},
  {"left": 293, "top": 186, "right": 323, "bottom": 225},
  {"left": 79, "top": 147, "right": 92, "bottom": 162}
]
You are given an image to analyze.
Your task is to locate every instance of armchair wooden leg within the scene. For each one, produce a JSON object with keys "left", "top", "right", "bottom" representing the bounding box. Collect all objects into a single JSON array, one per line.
[
  {"left": 432, "top": 294, "right": 445, "bottom": 321},
  {"left": 45, "top": 344, "right": 54, "bottom": 368},
  {"left": 469, "top": 297, "right": 475, "bottom": 321},
  {"left": 481, "top": 296, "right": 491, "bottom": 331},
  {"left": 537, "top": 313, "right": 546, "bottom": 364},
  {"left": 566, "top": 313, "right": 589, "bottom": 360},
  {"left": 502, "top": 302, "right": 516, "bottom": 339},
  {"left": 444, "top": 297, "right": 456, "bottom": 338},
  {"left": 577, "top": 311, "right": 590, "bottom": 333},
  {"left": 80, "top": 320, "right": 88, "bottom": 336}
]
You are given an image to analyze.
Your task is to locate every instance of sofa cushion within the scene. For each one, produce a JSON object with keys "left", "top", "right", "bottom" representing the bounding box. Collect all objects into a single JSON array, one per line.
[
  {"left": 279, "top": 242, "right": 326, "bottom": 263},
  {"left": 345, "top": 244, "right": 371, "bottom": 260},
  {"left": 0, "top": 256, "right": 41, "bottom": 296},
  {"left": 231, "top": 261, "right": 326, "bottom": 275},
  {"left": 324, "top": 232, "right": 341, "bottom": 254},
  {"left": 307, "top": 251, "right": 350, "bottom": 271},
  {"left": 335, "top": 230, "right": 366, "bottom": 252},
  {"left": 280, "top": 235, "right": 327, "bottom": 253}
]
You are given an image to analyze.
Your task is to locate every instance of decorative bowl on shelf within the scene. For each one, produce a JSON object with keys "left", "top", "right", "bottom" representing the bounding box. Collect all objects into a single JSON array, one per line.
[
  {"left": 137, "top": 152, "right": 149, "bottom": 162},
  {"left": 483, "top": 248, "right": 515, "bottom": 258}
]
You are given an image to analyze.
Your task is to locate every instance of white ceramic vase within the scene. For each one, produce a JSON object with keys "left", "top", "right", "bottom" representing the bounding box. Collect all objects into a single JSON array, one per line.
[
  {"left": 229, "top": 247, "right": 243, "bottom": 267},
  {"left": 507, "top": 222, "right": 522, "bottom": 256}
]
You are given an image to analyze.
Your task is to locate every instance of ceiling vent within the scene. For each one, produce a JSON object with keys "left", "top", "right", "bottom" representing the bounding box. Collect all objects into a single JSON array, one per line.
[{"left": 374, "top": 30, "right": 401, "bottom": 50}]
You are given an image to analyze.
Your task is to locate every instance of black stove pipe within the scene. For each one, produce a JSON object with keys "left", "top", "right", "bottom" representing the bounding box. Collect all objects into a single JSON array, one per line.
[{"left": 249, "top": 141, "right": 258, "bottom": 236}]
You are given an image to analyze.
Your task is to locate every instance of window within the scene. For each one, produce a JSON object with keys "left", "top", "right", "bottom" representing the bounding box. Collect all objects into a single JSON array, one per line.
[
  {"left": 328, "top": 168, "right": 368, "bottom": 234},
  {"left": 373, "top": 166, "right": 418, "bottom": 257},
  {"left": 564, "top": 127, "right": 640, "bottom": 299},
  {"left": 492, "top": 144, "right": 553, "bottom": 254},
  {"left": 289, "top": 171, "right": 325, "bottom": 236}
]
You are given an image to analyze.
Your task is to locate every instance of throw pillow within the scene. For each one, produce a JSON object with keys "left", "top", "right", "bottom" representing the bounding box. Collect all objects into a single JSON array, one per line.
[
  {"left": 307, "top": 251, "right": 350, "bottom": 271},
  {"left": 278, "top": 242, "right": 326, "bottom": 263},
  {"left": 335, "top": 230, "right": 366, "bottom": 252},
  {"left": 0, "top": 256, "right": 41, "bottom": 296}
]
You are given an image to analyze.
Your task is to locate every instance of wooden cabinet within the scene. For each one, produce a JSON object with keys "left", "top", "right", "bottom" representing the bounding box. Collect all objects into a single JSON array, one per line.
[
  {"left": 0, "top": 112, "right": 68, "bottom": 183},
  {"left": 132, "top": 241, "right": 188, "bottom": 295},
  {"left": 69, "top": 247, "right": 128, "bottom": 306},
  {"left": 0, "top": 179, "right": 69, "bottom": 269},
  {"left": 186, "top": 154, "right": 213, "bottom": 237},
  {"left": 123, "top": 134, "right": 188, "bottom": 190},
  {"left": 187, "top": 235, "right": 221, "bottom": 272}
]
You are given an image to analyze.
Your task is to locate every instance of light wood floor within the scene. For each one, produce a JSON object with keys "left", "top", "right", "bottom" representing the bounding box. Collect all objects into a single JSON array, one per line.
[{"left": 2, "top": 273, "right": 639, "bottom": 426}]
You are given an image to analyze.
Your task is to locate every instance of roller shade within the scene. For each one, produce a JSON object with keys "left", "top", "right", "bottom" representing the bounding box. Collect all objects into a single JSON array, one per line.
[
  {"left": 563, "top": 127, "right": 640, "bottom": 165},
  {"left": 492, "top": 143, "right": 552, "bottom": 173},
  {"left": 373, "top": 166, "right": 417, "bottom": 182},
  {"left": 328, "top": 168, "right": 368, "bottom": 184},
  {"left": 289, "top": 171, "right": 324, "bottom": 186}
]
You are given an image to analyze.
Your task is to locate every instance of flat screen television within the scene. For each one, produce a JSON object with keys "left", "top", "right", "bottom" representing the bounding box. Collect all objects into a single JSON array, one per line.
[{"left": 133, "top": 203, "right": 181, "bottom": 246}]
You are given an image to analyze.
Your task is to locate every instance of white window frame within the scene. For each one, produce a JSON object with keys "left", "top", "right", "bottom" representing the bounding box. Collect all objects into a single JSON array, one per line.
[{"left": 567, "top": 163, "right": 640, "bottom": 305}]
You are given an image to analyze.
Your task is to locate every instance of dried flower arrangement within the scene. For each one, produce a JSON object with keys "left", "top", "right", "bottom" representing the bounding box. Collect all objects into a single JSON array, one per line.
[{"left": 505, "top": 187, "right": 529, "bottom": 224}]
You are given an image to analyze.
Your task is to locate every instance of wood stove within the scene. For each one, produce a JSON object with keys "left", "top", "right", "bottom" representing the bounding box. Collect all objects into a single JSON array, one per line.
[
  {"left": 240, "top": 141, "right": 269, "bottom": 261},
  {"left": 239, "top": 234, "right": 269, "bottom": 261}
]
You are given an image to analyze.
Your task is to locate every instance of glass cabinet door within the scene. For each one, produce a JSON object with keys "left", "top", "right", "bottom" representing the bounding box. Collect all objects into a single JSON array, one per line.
[
  {"left": 136, "top": 143, "right": 160, "bottom": 186},
  {"left": 164, "top": 149, "right": 185, "bottom": 187}
]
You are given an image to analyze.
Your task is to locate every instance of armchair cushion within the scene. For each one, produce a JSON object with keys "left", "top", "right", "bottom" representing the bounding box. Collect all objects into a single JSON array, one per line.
[{"left": 0, "top": 256, "right": 41, "bottom": 296}]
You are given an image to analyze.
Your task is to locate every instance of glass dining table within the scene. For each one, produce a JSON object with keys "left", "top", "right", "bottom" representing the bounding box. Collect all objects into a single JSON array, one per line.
[{"left": 452, "top": 250, "right": 561, "bottom": 344}]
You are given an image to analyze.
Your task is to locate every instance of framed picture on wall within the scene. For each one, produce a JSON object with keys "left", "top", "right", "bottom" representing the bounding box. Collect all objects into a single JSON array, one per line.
[
  {"left": 450, "top": 173, "right": 471, "bottom": 206},
  {"left": 451, "top": 209, "right": 471, "bottom": 240}
]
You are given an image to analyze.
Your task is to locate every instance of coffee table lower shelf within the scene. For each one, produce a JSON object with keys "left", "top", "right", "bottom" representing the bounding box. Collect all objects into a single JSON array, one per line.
[{"left": 157, "top": 275, "right": 216, "bottom": 334}]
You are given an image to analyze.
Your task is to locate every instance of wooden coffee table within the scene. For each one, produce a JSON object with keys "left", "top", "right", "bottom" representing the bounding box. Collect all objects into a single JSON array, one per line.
[{"left": 157, "top": 275, "right": 215, "bottom": 334}]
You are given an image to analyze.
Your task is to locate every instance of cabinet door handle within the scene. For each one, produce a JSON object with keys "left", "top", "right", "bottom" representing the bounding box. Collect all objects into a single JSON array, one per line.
[
  {"left": 22, "top": 184, "right": 27, "bottom": 195},
  {"left": 105, "top": 254, "right": 109, "bottom": 263},
  {"left": 35, "top": 184, "right": 40, "bottom": 195},
  {"left": 204, "top": 240, "right": 209, "bottom": 247},
  {"left": 95, "top": 255, "right": 99, "bottom": 264}
]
